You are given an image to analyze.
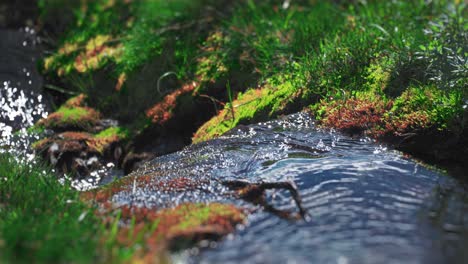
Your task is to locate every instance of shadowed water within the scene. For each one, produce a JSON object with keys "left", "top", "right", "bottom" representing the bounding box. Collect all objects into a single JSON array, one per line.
[{"left": 117, "top": 113, "right": 468, "bottom": 264}]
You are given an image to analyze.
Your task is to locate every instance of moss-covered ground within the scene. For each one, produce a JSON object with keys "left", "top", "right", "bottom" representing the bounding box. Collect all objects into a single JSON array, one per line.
[{"left": 38, "top": 1, "right": 466, "bottom": 159}]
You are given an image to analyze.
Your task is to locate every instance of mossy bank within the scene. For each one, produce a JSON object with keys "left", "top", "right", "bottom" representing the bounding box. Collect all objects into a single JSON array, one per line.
[{"left": 37, "top": 0, "right": 467, "bottom": 170}]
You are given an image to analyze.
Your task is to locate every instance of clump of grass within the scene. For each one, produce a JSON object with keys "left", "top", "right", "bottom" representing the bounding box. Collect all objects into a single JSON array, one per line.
[
  {"left": 0, "top": 153, "right": 100, "bottom": 263},
  {"left": 117, "top": 0, "right": 204, "bottom": 74}
]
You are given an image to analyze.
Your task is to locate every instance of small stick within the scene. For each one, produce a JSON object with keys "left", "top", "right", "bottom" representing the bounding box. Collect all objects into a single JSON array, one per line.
[{"left": 221, "top": 179, "right": 309, "bottom": 221}]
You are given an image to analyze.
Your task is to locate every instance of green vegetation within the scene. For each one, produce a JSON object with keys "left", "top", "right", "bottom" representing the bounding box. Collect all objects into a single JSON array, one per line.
[
  {"left": 57, "top": 106, "right": 92, "bottom": 122},
  {"left": 94, "top": 126, "right": 129, "bottom": 141},
  {"left": 0, "top": 153, "right": 100, "bottom": 263},
  {"left": 38, "top": 0, "right": 466, "bottom": 146},
  {"left": 36, "top": 105, "right": 101, "bottom": 131},
  {"left": 193, "top": 0, "right": 467, "bottom": 141}
]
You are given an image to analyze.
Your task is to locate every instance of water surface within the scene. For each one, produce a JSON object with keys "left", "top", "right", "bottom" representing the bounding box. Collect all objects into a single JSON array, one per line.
[{"left": 118, "top": 113, "right": 468, "bottom": 264}]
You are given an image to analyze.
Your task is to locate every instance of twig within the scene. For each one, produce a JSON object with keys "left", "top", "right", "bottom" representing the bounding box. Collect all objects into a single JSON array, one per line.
[
  {"left": 44, "top": 84, "right": 79, "bottom": 96},
  {"left": 157, "top": 71, "right": 178, "bottom": 94},
  {"left": 221, "top": 179, "right": 309, "bottom": 221}
]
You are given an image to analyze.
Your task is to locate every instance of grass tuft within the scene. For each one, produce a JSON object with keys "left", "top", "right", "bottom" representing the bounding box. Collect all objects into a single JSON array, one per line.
[{"left": 0, "top": 153, "right": 99, "bottom": 263}]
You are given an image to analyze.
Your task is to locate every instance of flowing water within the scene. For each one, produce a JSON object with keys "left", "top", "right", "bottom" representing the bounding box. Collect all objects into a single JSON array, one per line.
[
  {"left": 2, "top": 28, "right": 468, "bottom": 264},
  {"left": 110, "top": 113, "right": 468, "bottom": 264}
]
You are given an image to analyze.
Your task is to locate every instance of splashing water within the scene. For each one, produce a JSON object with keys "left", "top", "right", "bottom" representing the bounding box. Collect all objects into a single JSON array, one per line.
[
  {"left": 0, "top": 28, "right": 48, "bottom": 163},
  {"left": 0, "top": 28, "right": 121, "bottom": 189},
  {"left": 107, "top": 113, "right": 468, "bottom": 264}
]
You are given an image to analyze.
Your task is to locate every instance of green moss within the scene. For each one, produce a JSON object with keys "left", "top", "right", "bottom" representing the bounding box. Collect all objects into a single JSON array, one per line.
[
  {"left": 193, "top": 77, "right": 304, "bottom": 143},
  {"left": 89, "top": 126, "right": 130, "bottom": 154},
  {"left": 57, "top": 106, "right": 88, "bottom": 121},
  {"left": 94, "top": 126, "right": 129, "bottom": 140},
  {"left": 364, "top": 57, "right": 394, "bottom": 94},
  {"left": 26, "top": 125, "right": 45, "bottom": 135},
  {"left": 174, "top": 203, "right": 242, "bottom": 230},
  {"left": 41, "top": 0, "right": 465, "bottom": 152},
  {"left": 176, "top": 205, "right": 212, "bottom": 230},
  {"left": 36, "top": 106, "right": 100, "bottom": 131},
  {"left": 389, "top": 85, "right": 464, "bottom": 130},
  {"left": 164, "top": 203, "right": 244, "bottom": 235}
]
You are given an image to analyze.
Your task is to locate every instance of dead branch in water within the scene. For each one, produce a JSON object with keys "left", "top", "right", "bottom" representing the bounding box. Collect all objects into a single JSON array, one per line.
[{"left": 221, "top": 179, "right": 309, "bottom": 221}]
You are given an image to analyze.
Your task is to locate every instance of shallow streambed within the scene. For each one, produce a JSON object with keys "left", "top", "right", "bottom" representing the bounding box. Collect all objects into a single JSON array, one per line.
[{"left": 106, "top": 113, "right": 468, "bottom": 264}]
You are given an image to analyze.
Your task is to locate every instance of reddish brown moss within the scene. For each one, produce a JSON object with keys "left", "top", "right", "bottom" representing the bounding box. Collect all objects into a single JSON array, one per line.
[
  {"left": 98, "top": 203, "right": 245, "bottom": 262},
  {"left": 145, "top": 82, "right": 197, "bottom": 125},
  {"left": 318, "top": 96, "right": 392, "bottom": 137},
  {"left": 386, "top": 111, "right": 432, "bottom": 136},
  {"left": 64, "top": 93, "right": 87, "bottom": 107},
  {"left": 33, "top": 128, "right": 126, "bottom": 167},
  {"left": 32, "top": 131, "right": 93, "bottom": 154},
  {"left": 316, "top": 85, "right": 461, "bottom": 138}
]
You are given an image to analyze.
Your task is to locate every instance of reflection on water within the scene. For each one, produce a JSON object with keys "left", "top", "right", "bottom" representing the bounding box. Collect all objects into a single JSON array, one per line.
[{"left": 114, "top": 113, "right": 468, "bottom": 264}]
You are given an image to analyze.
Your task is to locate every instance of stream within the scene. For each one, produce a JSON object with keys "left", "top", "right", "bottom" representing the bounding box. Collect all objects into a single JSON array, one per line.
[
  {"left": 1, "top": 28, "right": 468, "bottom": 264},
  {"left": 122, "top": 113, "right": 468, "bottom": 264}
]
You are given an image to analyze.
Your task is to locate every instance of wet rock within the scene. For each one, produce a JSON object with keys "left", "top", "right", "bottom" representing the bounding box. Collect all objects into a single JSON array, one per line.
[
  {"left": 82, "top": 174, "right": 208, "bottom": 203},
  {"left": 71, "top": 158, "right": 91, "bottom": 178}
]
